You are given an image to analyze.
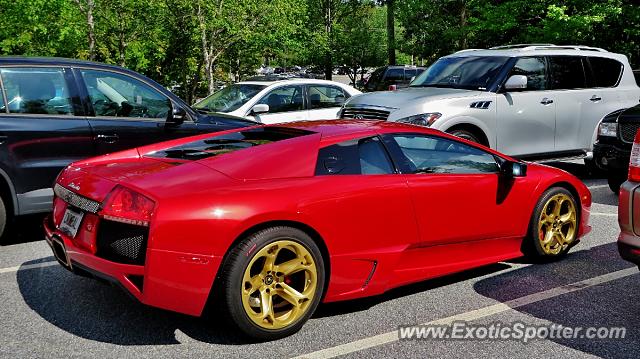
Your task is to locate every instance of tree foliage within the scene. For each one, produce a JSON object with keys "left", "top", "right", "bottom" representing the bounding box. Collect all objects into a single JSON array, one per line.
[{"left": 0, "top": 0, "right": 638, "bottom": 103}]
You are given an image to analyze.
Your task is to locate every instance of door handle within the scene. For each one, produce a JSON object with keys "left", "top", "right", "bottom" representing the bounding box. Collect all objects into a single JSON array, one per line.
[
  {"left": 590, "top": 95, "right": 602, "bottom": 102},
  {"left": 96, "top": 134, "right": 119, "bottom": 144},
  {"left": 0, "top": 135, "right": 7, "bottom": 145},
  {"left": 540, "top": 98, "right": 554, "bottom": 105}
]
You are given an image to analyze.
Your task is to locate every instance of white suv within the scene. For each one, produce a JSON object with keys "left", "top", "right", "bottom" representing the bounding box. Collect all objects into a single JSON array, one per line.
[{"left": 340, "top": 44, "right": 640, "bottom": 160}]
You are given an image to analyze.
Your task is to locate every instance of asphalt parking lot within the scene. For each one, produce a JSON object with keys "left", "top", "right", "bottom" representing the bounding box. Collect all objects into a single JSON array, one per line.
[{"left": 0, "top": 161, "right": 636, "bottom": 359}]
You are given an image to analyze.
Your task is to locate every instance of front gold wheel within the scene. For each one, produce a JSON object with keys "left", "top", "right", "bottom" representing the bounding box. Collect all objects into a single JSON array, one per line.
[
  {"left": 537, "top": 193, "right": 577, "bottom": 256},
  {"left": 241, "top": 240, "right": 318, "bottom": 330}
]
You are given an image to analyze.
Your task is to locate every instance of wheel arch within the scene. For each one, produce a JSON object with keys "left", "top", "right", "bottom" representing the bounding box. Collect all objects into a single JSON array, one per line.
[
  {"left": 0, "top": 167, "right": 17, "bottom": 216},
  {"left": 443, "top": 121, "right": 491, "bottom": 148}
]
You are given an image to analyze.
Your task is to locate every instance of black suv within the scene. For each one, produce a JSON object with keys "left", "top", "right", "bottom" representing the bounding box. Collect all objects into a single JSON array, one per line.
[
  {"left": 593, "top": 104, "right": 640, "bottom": 193},
  {"left": 0, "top": 57, "right": 254, "bottom": 240},
  {"left": 363, "top": 65, "right": 425, "bottom": 92}
]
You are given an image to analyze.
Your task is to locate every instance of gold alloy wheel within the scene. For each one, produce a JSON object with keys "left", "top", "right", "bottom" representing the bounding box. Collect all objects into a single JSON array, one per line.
[
  {"left": 241, "top": 240, "right": 317, "bottom": 330},
  {"left": 538, "top": 193, "right": 577, "bottom": 255}
]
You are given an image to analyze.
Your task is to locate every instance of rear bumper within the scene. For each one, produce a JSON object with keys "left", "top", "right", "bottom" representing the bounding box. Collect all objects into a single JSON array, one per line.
[
  {"left": 618, "top": 180, "right": 640, "bottom": 266},
  {"left": 618, "top": 239, "right": 640, "bottom": 266},
  {"left": 43, "top": 215, "right": 222, "bottom": 316}
]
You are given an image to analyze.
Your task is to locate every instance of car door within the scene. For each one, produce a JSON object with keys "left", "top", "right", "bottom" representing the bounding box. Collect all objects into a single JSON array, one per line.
[
  {"left": 496, "top": 57, "right": 556, "bottom": 157},
  {"left": 380, "top": 132, "right": 529, "bottom": 271},
  {"left": 0, "top": 66, "right": 93, "bottom": 214},
  {"left": 75, "top": 68, "right": 201, "bottom": 155},
  {"left": 582, "top": 56, "right": 628, "bottom": 150},
  {"left": 252, "top": 85, "right": 308, "bottom": 124},
  {"left": 306, "top": 84, "right": 349, "bottom": 121},
  {"left": 547, "top": 56, "right": 591, "bottom": 153}
]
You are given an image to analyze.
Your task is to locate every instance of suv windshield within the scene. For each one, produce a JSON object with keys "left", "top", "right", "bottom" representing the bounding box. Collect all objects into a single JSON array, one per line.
[
  {"left": 411, "top": 56, "right": 509, "bottom": 91},
  {"left": 194, "top": 84, "right": 267, "bottom": 113}
]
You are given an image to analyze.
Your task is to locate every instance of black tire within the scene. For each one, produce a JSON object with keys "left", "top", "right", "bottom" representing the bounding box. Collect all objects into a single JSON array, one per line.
[
  {"left": 584, "top": 158, "right": 604, "bottom": 177},
  {"left": 447, "top": 129, "right": 481, "bottom": 144},
  {"left": 0, "top": 196, "right": 8, "bottom": 244},
  {"left": 217, "top": 226, "right": 325, "bottom": 341},
  {"left": 607, "top": 175, "right": 625, "bottom": 195},
  {"left": 523, "top": 187, "right": 579, "bottom": 260}
]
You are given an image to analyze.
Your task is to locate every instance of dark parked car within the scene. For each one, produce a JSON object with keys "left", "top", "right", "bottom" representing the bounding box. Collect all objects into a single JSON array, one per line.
[
  {"left": 363, "top": 65, "right": 425, "bottom": 92},
  {"left": 0, "top": 57, "right": 254, "bottom": 240},
  {"left": 593, "top": 104, "right": 640, "bottom": 193}
]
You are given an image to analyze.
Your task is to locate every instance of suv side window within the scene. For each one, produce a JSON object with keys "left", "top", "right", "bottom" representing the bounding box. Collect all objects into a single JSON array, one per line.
[
  {"left": 0, "top": 68, "right": 73, "bottom": 115},
  {"left": 385, "top": 133, "right": 499, "bottom": 174},
  {"left": 509, "top": 57, "right": 547, "bottom": 90},
  {"left": 80, "top": 69, "right": 170, "bottom": 118},
  {"left": 258, "top": 85, "right": 304, "bottom": 113},
  {"left": 308, "top": 85, "right": 348, "bottom": 109},
  {"left": 385, "top": 68, "right": 404, "bottom": 82},
  {"left": 588, "top": 57, "right": 623, "bottom": 87},
  {"left": 316, "top": 136, "right": 394, "bottom": 175},
  {"left": 549, "top": 56, "right": 587, "bottom": 90}
]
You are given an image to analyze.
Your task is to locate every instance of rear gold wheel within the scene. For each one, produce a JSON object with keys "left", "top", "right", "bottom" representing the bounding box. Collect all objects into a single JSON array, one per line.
[
  {"left": 218, "top": 227, "right": 325, "bottom": 340},
  {"left": 241, "top": 240, "right": 318, "bottom": 330}
]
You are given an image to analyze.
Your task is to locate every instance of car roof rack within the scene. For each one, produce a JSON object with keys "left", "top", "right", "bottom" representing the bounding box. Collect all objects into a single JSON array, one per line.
[{"left": 489, "top": 44, "right": 608, "bottom": 52}]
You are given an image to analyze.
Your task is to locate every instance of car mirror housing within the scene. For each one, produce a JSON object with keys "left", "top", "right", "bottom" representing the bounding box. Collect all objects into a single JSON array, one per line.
[
  {"left": 251, "top": 104, "right": 269, "bottom": 115},
  {"left": 167, "top": 105, "right": 186, "bottom": 126},
  {"left": 501, "top": 160, "right": 527, "bottom": 177},
  {"left": 504, "top": 75, "right": 528, "bottom": 91}
]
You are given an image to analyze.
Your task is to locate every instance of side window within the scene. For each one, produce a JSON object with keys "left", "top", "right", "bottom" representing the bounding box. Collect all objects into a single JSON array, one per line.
[
  {"left": 315, "top": 136, "right": 394, "bottom": 175},
  {"left": 405, "top": 69, "right": 417, "bottom": 81},
  {"left": 308, "top": 85, "right": 348, "bottom": 109},
  {"left": 509, "top": 57, "right": 547, "bottom": 90},
  {"left": 385, "top": 68, "right": 404, "bottom": 82},
  {"left": 549, "top": 56, "right": 587, "bottom": 90},
  {"left": 387, "top": 134, "right": 498, "bottom": 174},
  {"left": 0, "top": 67, "right": 73, "bottom": 115},
  {"left": 258, "top": 85, "right": 304, "bottom": 113},
  {"left": 588, "top": 57, "right": 623, "bottom": 87},
  {"left": 80, "top": 69, "right": 170, "bottom": 119}
]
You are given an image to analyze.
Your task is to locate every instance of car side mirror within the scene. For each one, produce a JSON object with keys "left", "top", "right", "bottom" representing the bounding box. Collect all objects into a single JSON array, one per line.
[
  {"left": 500, "top": 160, "right": 527, "bottom": 177},
  {"left": 504, "top": 75, "right": 528, "bottom": 91},
  {"left": 251, "top": 104, "right": 269, "bottom": 115},
  {"left": 167, "top": 106, "right": 186, "bottom": 126}
]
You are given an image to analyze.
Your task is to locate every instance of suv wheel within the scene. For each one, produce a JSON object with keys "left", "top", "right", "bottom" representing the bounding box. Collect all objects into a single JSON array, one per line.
[{"left": 447, "top": 129, "right": 480, "bottom": 144}]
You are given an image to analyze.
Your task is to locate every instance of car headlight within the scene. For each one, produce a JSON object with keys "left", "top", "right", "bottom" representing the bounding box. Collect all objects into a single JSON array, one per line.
[
  {"left": 397, "top": 113, "right": 442, "bottom": 127},
  {"left": 598, "top": 122, "right": 617, "bottom": 137}
]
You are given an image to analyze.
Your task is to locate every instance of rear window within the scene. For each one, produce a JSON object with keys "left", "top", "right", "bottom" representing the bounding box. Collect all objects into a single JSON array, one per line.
[
  {"left": 147, "top": 127, "right": 314, "bottom": 160},
  {"left": 589, "top": 57, "right": 623, "bottom": 87}
]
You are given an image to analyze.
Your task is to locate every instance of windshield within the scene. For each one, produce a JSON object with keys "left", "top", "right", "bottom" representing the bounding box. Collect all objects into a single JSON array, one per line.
[
  {"left": 194, "top": 84, "right": 267, "bottom": 113},
  {"left": 410, "top": 56, "right": 509, "bottom": 91}
]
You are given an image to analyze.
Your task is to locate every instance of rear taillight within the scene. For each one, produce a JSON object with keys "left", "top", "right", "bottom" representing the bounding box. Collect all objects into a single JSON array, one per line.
[
  {"left": 629, "top": 130, "right": 640, "bottom": 182},
  {"left": 100, "top": 185, "right": 156, "bottom": 227}
]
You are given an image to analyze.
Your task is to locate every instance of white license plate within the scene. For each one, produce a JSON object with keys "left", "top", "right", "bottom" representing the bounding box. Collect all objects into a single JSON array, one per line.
[{"left": 59, "top": 207, "right": 84, "bottom": 238}]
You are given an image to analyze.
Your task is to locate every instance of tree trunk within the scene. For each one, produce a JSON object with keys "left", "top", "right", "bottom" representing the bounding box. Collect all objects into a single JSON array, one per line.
[
  {"left": 324, "top": 0, "right": 333, "bottom": 80},
  {"left": 74, "top": 0, "right": 96, "bottom": 60},
  {"left": 87, "top": 4, "right": 96, "bottom": 60},
  {"left": 460, "top": 1, "right": 468, "bottom": 49},
  {"left": 386, "top": 0, "right": 396, "bottom": 65}
]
